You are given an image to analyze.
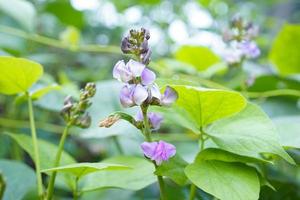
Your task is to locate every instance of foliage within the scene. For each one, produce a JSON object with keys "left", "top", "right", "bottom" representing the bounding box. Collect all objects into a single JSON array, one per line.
[{"left": 0, "top": 0, "right": 299, "bottom": 199}]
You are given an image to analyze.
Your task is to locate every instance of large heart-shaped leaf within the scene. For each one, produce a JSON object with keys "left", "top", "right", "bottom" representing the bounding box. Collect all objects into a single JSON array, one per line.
[
  {"left": 185, "top": 160, "right": 260, "bottom": 200},
  {"left": 170, "top": 85, "right": 246, "bottom": 132},
  {"left": 0, "top": 57, "right": 43, "bottom": 95},
  {"left": 269, "top": 24, "right": 300, "bottom": 76},
  {"left": 42, "top": 162, "right": 130, "bottom": 179},
  {"left": 206, "top": 103, "right": 294, "bottom": 164},
  {"left": 80, "top": 156, "right": 156, "bottom": 191},
  {"left": 0, "top": 159, "right": 36, "bottom": 200}
]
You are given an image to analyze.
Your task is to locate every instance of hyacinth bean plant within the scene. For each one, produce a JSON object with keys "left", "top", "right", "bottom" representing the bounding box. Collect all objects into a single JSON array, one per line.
[
  {"left": 100, "top": 28, "right": 178, "bottom": 199},
  {"left": 0, "top": 17, "right": 299, "bottom": 200}
]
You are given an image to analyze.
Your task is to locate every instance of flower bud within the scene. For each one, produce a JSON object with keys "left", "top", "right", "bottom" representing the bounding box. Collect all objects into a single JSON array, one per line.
[
  {"left": 99, "top": 115, "right": 121, "bottom": 128},
  {"left": 77, "top": 113, "right": 91, "bottom": 128}
]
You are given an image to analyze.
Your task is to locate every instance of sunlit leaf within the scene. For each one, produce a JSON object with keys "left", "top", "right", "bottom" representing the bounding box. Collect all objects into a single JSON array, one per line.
[
  {"left": 206, "top": 103, "right": 295, "bottom": 164},
  {"left": 269, "top": 24, "right": 300, "bottom": 75},
  {"left": 170, "top": 85, "right": 246, "bottom": 132},
  {"left": 42, "top": 162, "right": 130, "bottom": 179},
  {"left": 175, "top": 46, "right": 220, "bottom": 71},
  {"left": 80, "top": 156, "right": 156, "bottom": 191},
  {"left": 0, "top": 57, "right": 43, "bottom": 95}
]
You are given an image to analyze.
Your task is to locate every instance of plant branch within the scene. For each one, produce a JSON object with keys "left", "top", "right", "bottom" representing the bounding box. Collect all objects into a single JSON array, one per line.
[
  {"left": 27, "top": 94, "right": 44, "bottom": 197},
  {"left": 0, "top": 25, "right": 121, "bottom": 54},
  {"left": 46, "top": 125, "right": 70, "bottom": 200},
  {"left": 246, "top": 89, "right": 300, "bottom": 98},
  {"left": 141, "top": 105, "right": 167, "bottom": 200}
]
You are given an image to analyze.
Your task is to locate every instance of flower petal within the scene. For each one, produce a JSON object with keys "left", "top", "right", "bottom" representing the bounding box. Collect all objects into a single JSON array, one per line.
[
  {"left": 141, "top": 142, "right": 158, "bottom": 158},
  {"left": 161, "top": 86, "right": 178, "bottom": 106},
  {"left": 141, "top": 68, "right": 156, "bottom": 85},
  {"left": 148, "top": 112, "right": 163, "bottom": 130},
  {"left": 113, "top": 60, "right": 132, "bottom": 82},
  {"left": 119, "top": 85, "right": 134, "bottom": 107},
  {"left": 133, "top": 84, "right": 148, "bottom": 105},
  {"left": 150, "top": 83, "right": 161, "bottom": 100},
  {"left": 127, "top": 59, "right": 145, "bottom": 77},
  {"left": 135, "top": 109, "right": 144, "bottom": 122}
]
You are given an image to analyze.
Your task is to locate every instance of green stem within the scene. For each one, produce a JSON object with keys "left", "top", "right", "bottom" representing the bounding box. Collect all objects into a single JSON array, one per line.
[
  {"left": 141, "top": 106, "right": 167, "bottom": 200},
  {"left": 112, "top": 136, "right": 124, "bottom": 154},
  {"left": 46, "top": 125, "right": 70, "bottom": 200},
  {"left": 189, "top": 128, "right": 207, "bottom": 200},
  {"left": 27, "top": 94, "right": 44, "bottom": 197},
  {"left": 189, "top": 184, "right": 196, "bottom": 200},
  {"left": 73, "top": 177, "right": 79, "bottom": 200},
  {"left": 0, "top": 25, "right": 121, "bottom": 54},
  {"left": 0, "top": 173, "right": 5, "bottom": 199}
]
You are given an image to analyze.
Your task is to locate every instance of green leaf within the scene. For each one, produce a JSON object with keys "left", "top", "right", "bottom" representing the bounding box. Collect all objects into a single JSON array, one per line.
[
  {"left": 175, "top": 46, "right": 220, "bottom": 71},
  {"left": 6, "top": 133, "right": 76, "bottom": 190},
  {"left": 269, "top": 24, "right": 300, "bottom": 75},
  {"left": 185, "top": 160, "right": 260, "bottom": 200},
  {"left": 196, "top": 148, "right": 267, "bottom": 164},
  {"left": 206, "top": 103, "right": 295, "bottom": 164},
  {"left": 45, "top": 1, "right": 84, "bottom": 28},
  {"left": 31, "top": 84, "right": 60, "bottom": 100},
  {"left": 0, "top": 57, "right": 43, "bottom": 95},
  {"left": 42, "top": 162, "right": 130, "bottom": 179},
  {"left": 15, "top": 84, "right": 60, "bottom": 104},
  {"left": 171, "top": 85, "right": 246, "bottom": 131},
  {"left": 0, "top": 159, "right": 36, "bottom": 200},
  {"left": 5, "top": 133, "right": 75, "bottom": 170},
  {"left": 273, "top": 116, "right": 300, "bottom": 149},
  {"left": 0, "top": 0, "right": 36, "bottom": 31},
  {"left": 80, "top": 156, "right": 156, "bottom": 191},
  {"left": 155, "top": 155, "right": 188, "bottom": 186}
]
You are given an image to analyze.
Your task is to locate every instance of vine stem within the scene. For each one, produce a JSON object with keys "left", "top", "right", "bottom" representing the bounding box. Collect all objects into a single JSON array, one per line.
[
  {"left": 141, "top": 106, "right": 167, "bottom": 200},
  {"left": 0, "top": 25, "right": 121, "bottom": 54},
  {"left": 46, "top": 125, "right": 70, "bottom": 200},
  {"left": 27, "top": 93, "right": 44, "bottom": 197}
]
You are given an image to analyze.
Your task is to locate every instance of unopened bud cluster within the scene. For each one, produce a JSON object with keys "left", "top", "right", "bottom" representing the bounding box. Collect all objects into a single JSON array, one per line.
[
  {"left": 61, "top": 83, "right": 96, "bottom": 128},
  {"left": 223, "top": 16, "right": 260, "bottom": 65},
  {"left": 121, "top": 28, "right": 151, "bottom": 65}
]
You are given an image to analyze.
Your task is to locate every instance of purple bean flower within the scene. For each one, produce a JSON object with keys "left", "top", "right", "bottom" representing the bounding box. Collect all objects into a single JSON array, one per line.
[
  {"left": 120, "top": 84, "right": 148, "bottom": 107},
  {"left": 141, "top": 140, "right": 176, "bottom": 165},
  {"left": 160, "top": 86, "right": 178, "bottom": 106},
  {"left": 223, "top": 49, "right": 242, "bottom": 64},
  {"left": 135, "top": 110, "right": 164, "bottom": 130},
  {"left": 238, "top": 41, "right": 260, "bottom": 58},
  {"left": 113, "top": 59, "right": 156, "bottom": 86}
]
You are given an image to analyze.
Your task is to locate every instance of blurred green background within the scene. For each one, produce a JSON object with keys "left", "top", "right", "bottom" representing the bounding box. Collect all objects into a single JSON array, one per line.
[{"left": 0, "top": 0, "right": 300, "bottom": 199}]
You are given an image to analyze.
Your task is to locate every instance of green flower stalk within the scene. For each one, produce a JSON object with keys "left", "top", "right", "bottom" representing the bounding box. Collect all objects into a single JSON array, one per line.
[
  {"left": 27, "top": 93, "right": 44, "bottom": 198},
  {"left": 46, "top": 83, "right": 96, "bottom": 200}
]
